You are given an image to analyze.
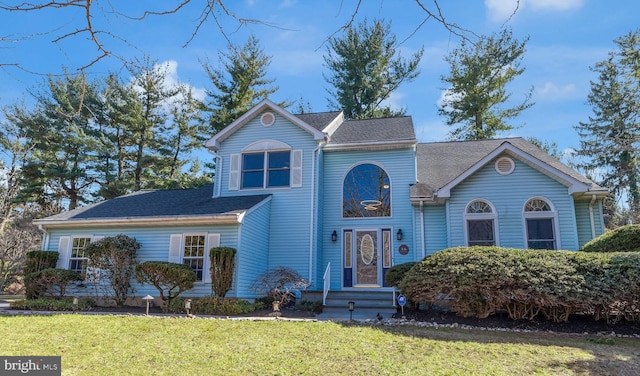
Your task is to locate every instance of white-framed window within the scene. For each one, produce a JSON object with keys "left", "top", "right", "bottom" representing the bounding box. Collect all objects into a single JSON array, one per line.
[
  {"left": 69, "top": 236, "right": 92, "bottom": 278},
  {"left": 465, "top": 199, "right": 497, "bottom": 246},
  {"left": 229, "top": 143, "right": 302, "bottom": 191},
  {"left": 169, "top": 233, "right": 221, "bottom": 283},
  {"left": 183, "top": 234, "right": 206, "bottom": 282},
  {"left": 242, "top": 150, "right": 291, "bottom": 189},
  {"left": 523, "top": 197, "right": 558, "bottom": 250}
]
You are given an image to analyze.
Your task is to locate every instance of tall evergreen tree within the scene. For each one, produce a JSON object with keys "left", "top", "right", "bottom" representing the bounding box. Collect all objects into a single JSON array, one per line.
[
  {"left": 202, "top": 35, "right": 281, "bottom": 133},
  {"left": 324, "top": 19, "right": 423, "bottom": 120},
  {"left": 19, "top": 72, "right": 103, "bottom": 210},
  {"left": 439, "top": 28, "right": 533, "bottom": 140},
  {"left": 575, "top": 30, "right": 640, "bottom": 219}
]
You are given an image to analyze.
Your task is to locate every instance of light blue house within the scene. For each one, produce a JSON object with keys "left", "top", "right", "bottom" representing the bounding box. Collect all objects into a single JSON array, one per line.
[{"left": 34, "top": 99, "right": 608, "bottom": 307}]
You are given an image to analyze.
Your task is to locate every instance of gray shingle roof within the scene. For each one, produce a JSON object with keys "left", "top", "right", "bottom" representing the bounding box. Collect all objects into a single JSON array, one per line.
[
  {"left": 294, "top": 111, "right": 342, "bottom": 131},
  {"left": 38, "top": 184, "right": 270, "bottom": 222},
  {"left": 415, "top": 137, "right": 600, "bottom": 191},
  {"left": 328, "top": 116, "right": 416, "bottom": 144}
]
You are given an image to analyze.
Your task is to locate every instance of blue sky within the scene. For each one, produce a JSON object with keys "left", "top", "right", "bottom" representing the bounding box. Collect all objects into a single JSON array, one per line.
[{"left": 1, "top": 0, "right": 639, "bottom": 156}]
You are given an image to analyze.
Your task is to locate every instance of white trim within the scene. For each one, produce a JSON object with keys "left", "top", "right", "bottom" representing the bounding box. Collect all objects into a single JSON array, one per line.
[
  {"left": 522, "top": 196, "right": 561, "bottom": 250},
  {"left": 205, "top": 99, "right": 326, "bottom": 151},
  {"left": 229, "top": 154, "right": 241, "bottom": 191},
  {"left": 464, "top": 199, "right": 499, "bottom": 246},
  {"left": 56, "top": 236, "right": 71, "bottom": 269},
  {"left": 242, "top": 139, "right": 291, "bottom": 152},
  {"left": 342, "top": 161, "right": 393, "bottom": 219},
  {"left": 291, "top": 149, "right": 303, "bottom": 188},
  {"left": 168, "top": 234, "right": 182, "bottom": 263},
  {"left": 36, "top": 214, "right": 244, "bottom": 229},
  {"left": 437, "top": 142, "right": 592, "bottom": 199},
  {"left": 204, "top": 233, "right": 221, "bottom": 283}
]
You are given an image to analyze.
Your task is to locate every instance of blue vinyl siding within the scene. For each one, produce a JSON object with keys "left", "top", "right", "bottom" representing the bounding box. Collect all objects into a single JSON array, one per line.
[
  {"left": 45, "top": 224, "right": 240, "bottom": 298},
  {"left": 321, "top": 147, "right": 417, "bottom": 290},
  {"left": 574, "top": 199, "right": 605, "bottom": 248},
  {"left": 215, "top": 113, "right": 317, "bottom": 285},
  {"left": 236, "top": 199, "right": 271, "bottom": 298},
  {"left": 448, "top": 157, "right": 581, "bottom": 250},
  {"left": 422, "top": 205, "right": 448, "bottom": 257}
]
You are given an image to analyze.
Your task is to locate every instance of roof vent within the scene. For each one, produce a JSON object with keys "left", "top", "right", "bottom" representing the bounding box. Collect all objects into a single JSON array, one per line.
[
  {"left": 495, "top": 157, "right": 515, "bottom": 175},
  {"left": 260, "top": 112, "right": 275, "bottom": 127}
]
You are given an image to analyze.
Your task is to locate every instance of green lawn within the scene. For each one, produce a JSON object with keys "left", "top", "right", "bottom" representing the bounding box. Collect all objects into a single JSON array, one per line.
[{"left": 1, "top": 314, "right": 639, "bottom": 375}]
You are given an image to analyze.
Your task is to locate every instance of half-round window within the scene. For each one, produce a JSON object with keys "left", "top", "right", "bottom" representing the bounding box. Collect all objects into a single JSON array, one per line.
[
  {"left": 525, "top": 198, "right": 552, "bottom": 212},
  {"left": 343, "top": 163, "right": 391, "bottom": 218},
  {"left": 523, "top": 197, "right": 557, "bottom": 250},
  {"left": 465, "top": 199, "right": 497, "bottom": 246}
]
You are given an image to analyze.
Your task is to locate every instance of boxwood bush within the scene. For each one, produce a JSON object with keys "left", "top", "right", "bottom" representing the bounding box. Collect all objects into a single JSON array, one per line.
[
  {"left": 581, "top": 224, "right": 640, "bottom": 252},
  {"left": 398, "top": 246, "right": 640, "bottom": 323}
]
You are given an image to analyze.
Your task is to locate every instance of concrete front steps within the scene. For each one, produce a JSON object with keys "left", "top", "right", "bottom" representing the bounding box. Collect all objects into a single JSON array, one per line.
[{"left": 317, "top": 290, "right": 398, "bottom": 320}]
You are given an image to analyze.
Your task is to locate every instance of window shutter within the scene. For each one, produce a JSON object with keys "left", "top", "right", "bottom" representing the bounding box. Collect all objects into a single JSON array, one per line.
[
  {"left": 56, "top": 236, "right": 71, "bottom": 269},
  {"left": 168, "top": 234, "right": 182, "bottom": 263},
  {"left": 204, "top": 233, "right": 221, "bottom": 283},
  {"left": 291, "top": 149, "right": 303, "bottom": 188},
  {"left": 229, "top": 154, "right": 241, "bottom": 191}
]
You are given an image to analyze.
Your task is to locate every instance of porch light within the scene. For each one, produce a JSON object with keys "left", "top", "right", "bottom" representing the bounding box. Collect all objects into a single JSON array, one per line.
[
  {"left": 331, "top": 230, "right": 337, "bottom": 242},
  {"left": 396, "top": 229, "right": 403, "bottom": 241},
  {"left": 348, "top": 301, "right": 355, "bottom": 321}
]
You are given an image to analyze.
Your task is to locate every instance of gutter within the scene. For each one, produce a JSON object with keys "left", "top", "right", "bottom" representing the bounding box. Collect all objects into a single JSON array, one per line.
[
  {"left": 34, "top": 214, "right": 243, "bottom": 229},
  {"left": 420, "top": 200, "right": 426, "bottom": 260}
]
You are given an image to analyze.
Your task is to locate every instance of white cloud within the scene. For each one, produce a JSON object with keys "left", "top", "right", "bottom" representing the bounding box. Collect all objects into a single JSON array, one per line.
[
  {"left": 536, "top": 81, "right": 576, "bottom": 100},
  {"left": 485, "top": 0, "right": 584, "bottom": 22}
]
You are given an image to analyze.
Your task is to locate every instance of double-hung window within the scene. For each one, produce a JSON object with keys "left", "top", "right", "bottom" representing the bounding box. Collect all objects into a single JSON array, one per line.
[
  {"left": 465, "top": 200, "right": 497, "bottom": 246},
  {"left": 524, "top": 198, "right": 557, "bottom": 250},
  {"left": 242, "top": 151, "right": 291, "bottom": 189},
  {"left": 69, "top": 236, "right": 92, "bottom": 278},
  {"left": 183, "top": 235, "right": 206, "bottom": 282}
]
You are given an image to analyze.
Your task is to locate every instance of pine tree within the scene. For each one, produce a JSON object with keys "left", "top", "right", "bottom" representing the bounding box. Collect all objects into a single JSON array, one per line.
[
  {"left": 203, "top": 35, "right": 281, "bottom": 133},
  {"left": 439, "top": 28, "right": 533, "bottom": 140},
  {"left": 324, "top": 19, "right": 423, "bottom": 120},
  {"left": 575, "top": 30, "right": 640, "bottom": 218}
]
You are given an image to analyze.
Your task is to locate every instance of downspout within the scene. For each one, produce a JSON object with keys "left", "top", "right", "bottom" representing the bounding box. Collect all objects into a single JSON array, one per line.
[
  {"left": 420, "top": 200, "right": 426, "bottom": 260},
  {"left": 206, "top": 149, "right": 222, "bottom": 197},
  {"left": 309, "top": 141, "right": 326, "bottom": 286},
  {"left": 38, "top": 224, "right": 49, "bottom": 251},
  {"left": 588, "top": 193, "right": 596, "bottom": 239}
]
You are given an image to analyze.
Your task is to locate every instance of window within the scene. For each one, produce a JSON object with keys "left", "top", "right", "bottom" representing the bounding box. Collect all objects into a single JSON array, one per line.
[
  {"left": 242, "top": 151, "right": 291, "bottom": 189},
  {"left": 69, "top": 237, "right": 91, "bottom": 278},
  {"left": 343, "top": 163, "right": 391, "bottom": 218},
  {"left": 183, "top": 235, "right": 206, "bottom": 282},
  {"left": 465, "top": 200, "right": 497, "bottom": 246},
  {"left": 524, "top": 198, "right": 557, "bottom": 250}
]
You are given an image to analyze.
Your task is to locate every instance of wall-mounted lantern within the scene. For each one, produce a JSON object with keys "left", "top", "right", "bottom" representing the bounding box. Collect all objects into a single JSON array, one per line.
[
  {"left": 331, "top": 230, "right": 337, "bottom": 242},
  {"left": 396, "top": 229, "right": 403, "bottom": 241}
]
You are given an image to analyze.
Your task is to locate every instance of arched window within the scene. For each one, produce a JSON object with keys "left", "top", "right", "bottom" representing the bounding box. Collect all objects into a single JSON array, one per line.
[
  {"left": 465, "top": 199, "right": 497, "bottom": 246},
  {"left": 524, "top": 197, "right": 557, "bottom": 250},
  {"left": 343, "top": 163, "right": 391, "bottom": 218}
]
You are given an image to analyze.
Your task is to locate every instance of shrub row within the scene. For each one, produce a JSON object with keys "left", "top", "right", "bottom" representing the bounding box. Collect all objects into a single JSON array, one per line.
[
  {"left": 10, "top": 297, "right": 94, "bottom": 311},
  {"left": 581, "top": 224, "right": 640, "bottom": 252},
  {"left": 398, "top": 246, "right": 640, "bottom": 323},
  {"left": 166, "top": 296, "right": 261, "bottom": 315}
]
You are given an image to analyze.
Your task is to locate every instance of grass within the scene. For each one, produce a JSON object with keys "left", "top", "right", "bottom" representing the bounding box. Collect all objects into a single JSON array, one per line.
[{"left": 1, "top": 314, "right": 639, "bottom": 375}]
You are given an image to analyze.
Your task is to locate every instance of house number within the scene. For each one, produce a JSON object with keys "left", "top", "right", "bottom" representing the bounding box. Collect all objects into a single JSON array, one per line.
[{"left": 398, "top": 244, "right": 409, "bottom": 255}]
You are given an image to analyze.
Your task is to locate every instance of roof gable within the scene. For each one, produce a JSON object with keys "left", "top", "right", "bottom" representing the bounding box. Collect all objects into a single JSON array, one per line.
[
  {"left": 204, "top": 99, "right": 329, "bottom": 151},
  {"left": 414, "top": 138, "right": 606, "bottom": 201}
]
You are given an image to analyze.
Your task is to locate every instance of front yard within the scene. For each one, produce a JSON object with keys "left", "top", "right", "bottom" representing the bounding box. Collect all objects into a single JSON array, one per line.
[{"left": 1, "top": 314, "right": 639, "bottom": 375}]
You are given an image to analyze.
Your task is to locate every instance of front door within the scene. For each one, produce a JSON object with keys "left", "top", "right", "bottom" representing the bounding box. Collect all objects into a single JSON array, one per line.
[
  {"left": 355, "top": 230, "right": 379, "bottom": 286},
  {"left": 343, "top": 228, "right": 393, "bottom": 288}
]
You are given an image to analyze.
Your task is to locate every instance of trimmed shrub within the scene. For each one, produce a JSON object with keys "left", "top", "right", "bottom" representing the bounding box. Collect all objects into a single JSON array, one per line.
[
  {"left": 24, "top": 251, "right": 59, "bottom": 275},
  {"left": 24, "top": 268, "right": 82, "bottom": 299},
  {"left": 581, "top": 224, "right": 640, "bottom": 252},
  {"left": 209, "top": 247, "right": 236, "bottom": 297},
  {"left": 398, "top": 246, "right": 640, "bottom": 323},
  {"left": 10, "top": 297, "right": 94, "bottom": 311},
  {"left": 384, "top": 262, "right": 417, "bottom": 287},
  {"left": 165, "top": 296, "right": 260, "bottom": 315},
  {"left": 84, "top": 234, "right": 140, "bottom": 306},
  {"left": 135, "top": 261, "right": 196, "bottom": 312}
]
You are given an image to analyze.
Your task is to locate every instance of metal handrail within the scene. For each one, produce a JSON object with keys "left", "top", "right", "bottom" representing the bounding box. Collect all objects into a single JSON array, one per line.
[{"left": 322, "top": 262, "right": 331, "bottom": 305}]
